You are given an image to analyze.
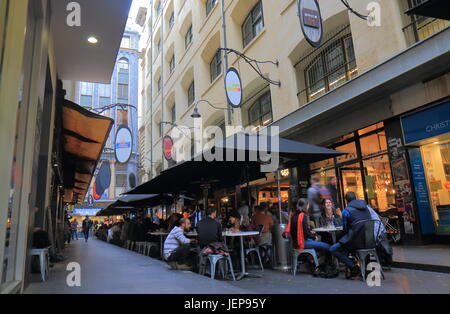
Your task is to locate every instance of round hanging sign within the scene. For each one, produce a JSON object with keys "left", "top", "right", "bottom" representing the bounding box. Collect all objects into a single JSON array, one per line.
[
  {"left": 298, "top": 0, "right": 323, "bottom": 48},
  {"left": 163, "top": 135, "right": 174, "bottom": 161},
  {"left": 224, "top": 67, "right": 243, "bottom": 108},
  {"left": 115, "top": 126, "right": 133, "bottom": 164}
]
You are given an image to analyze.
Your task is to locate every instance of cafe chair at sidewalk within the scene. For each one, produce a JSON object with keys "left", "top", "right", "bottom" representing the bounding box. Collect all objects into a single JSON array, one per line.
[
  {"left": 135, "top": 242, "right": 146, "bottom": 254},
  {"left": 126, "top": 240, "right": 135, "bottom": 251},
  {"left": 292, "top": 249, "right": 319, "bottom": 277},
  {"left": 144, "top": 242, "right": 159, "bottom": 257},
  {"left": 244, "top": 225, "right": 265, "bottom": 271},
  {"left": 200, "top": 254, "right": 236, "bottom": 281},
  {"left": 352, "top": 219, "right": 386, "bottom": 282}
]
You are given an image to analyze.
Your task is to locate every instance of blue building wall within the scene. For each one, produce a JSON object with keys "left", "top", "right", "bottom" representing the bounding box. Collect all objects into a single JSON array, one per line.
[{"left": 74, "top": 28, "right": 141, "bottom": 201}]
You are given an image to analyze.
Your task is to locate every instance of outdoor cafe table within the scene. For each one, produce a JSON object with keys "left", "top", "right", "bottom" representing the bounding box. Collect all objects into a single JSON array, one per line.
[
  {"left": 148, "top": 231, "right": 168, "bottom": 258},
  {"left": 312, "top": 226, "right": 343, "bottom": 243},
  {"left": 222, "top": 231, "right": 260, "bottom": 280}
]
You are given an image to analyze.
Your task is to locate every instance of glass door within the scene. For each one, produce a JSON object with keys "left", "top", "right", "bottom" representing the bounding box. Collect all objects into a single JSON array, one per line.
[{"left": 339, "top": 165, "right": 365, "bottom": 208}]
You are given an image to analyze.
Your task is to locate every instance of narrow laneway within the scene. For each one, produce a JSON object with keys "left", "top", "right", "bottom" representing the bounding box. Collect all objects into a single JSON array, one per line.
[{"left": 24, "top": 239, "right": 450, "bottom": 294}]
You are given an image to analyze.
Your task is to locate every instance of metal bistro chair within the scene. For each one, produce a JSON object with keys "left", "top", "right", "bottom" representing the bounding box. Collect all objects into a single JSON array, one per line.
[
  {"left": 135, "top": 242, "right": 146, "bottom": 254},
  {"left": 144, "top": 242, "right": 159, "bottom": 256},
  {"left": 201, "top": 254, "right": 236, "bottom": 281},
  {"left": 126, "top": 240, "right": 135, "bottom": 251},
  {"left": 244, "top": 225, "right": 264, "bottom": 271},
  {"left": 292, "top": 248, "right": 319, "bottom": 277},
  {"left": 352, "top": 219, "right": 386, "bottom": 282},
  {"left": 29, "top": 247, "right": 50, "bottom": 282}
]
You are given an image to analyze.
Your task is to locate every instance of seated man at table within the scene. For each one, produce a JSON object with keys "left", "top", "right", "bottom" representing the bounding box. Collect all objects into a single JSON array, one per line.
[
  {"left": 330, "top": 192, "right": 372, "bottom": 280},
  {"left": 197, "top": 207, "right": 223, "bottom": 248},
  {"left": 163, "top": 218, "right": 197, "bottom": 270},
  {"left": 252, "top": 204, "right": 274, "bottom": 245}
]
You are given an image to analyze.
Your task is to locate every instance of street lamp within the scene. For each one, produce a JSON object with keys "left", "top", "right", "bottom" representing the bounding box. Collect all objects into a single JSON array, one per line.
[{"left": 190, "top": 100, "right": 231, "bottom": 119}]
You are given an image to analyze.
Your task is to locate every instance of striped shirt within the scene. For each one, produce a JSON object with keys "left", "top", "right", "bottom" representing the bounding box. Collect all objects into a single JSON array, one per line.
[{"left": 163, "top": 226, "right": 190, "bottom": 259}]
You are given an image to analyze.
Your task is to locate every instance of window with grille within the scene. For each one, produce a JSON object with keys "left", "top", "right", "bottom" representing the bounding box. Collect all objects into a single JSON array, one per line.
[
  {"left": 248, "top": 91, "right": 272, "bottom": 129},
  {"left": 187, "top": 81, "right": 195, "bottom": 106},
  {"left": 242, "top": 1, "right": 264, "bottom": 47},
  {"left": 185, "top": 25, "right": 193, "bottom": 49},
  {"left": 403, "top": 0, "right": 450, "bottom": 44},
  {"left": 298, "top": 27, "right": 357, "bottom": 104},
  {"left": 210, "top": 49, "right": 222, "bottom": 82},
  {"left": 206, "top": 0, "right": 217, "bottom": 16}
]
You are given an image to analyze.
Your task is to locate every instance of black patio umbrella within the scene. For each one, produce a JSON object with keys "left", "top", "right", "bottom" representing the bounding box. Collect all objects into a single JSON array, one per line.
[{"left": 125, "top": 132, "right": 343, "bottom": 197}]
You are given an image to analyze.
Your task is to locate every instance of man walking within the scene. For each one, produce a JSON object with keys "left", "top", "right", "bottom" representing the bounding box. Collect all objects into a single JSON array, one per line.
[
  {"left": 307, "top": 176, "right": 324, "bottom": 227},
  {"left": 82, "top": 215, "right": 93, "bottom": 243}
]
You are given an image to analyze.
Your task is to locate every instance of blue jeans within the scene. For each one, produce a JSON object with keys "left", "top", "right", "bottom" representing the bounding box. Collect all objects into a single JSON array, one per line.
[
  {"left": 304, "top": 239, "right": 330, "bottom": 252},
  {"left": 83, "top": 230, "right": 89, "bottom": 241},
  {"left": 330, "top": 243, "right": 355, "bottom": 268}
]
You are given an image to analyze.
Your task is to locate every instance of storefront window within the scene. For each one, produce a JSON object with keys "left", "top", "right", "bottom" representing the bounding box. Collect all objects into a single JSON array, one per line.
[
  {"left": 339, "top": 163, "right": 365, "bottom": 202},
  {"left": 421, "top": 140, "right": 450, "bottom": 233},
  {"left": 363, "top": 155, "right": 396, "bottom": 212},
  {"left": 310, "top": 158, "right": 334, "bottom": 171},
  {"left": 360, "top": 131, "right": 387, "bottom": 157},
  {"left": 358, "top": 122, "right": 384, "bottom": 136},
  {"left": 335, "top": 141, "right": 357, "bottom": 164}
]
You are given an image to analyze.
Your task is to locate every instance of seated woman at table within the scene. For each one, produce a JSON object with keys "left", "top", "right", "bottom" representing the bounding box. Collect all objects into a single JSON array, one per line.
[
  {"left": 319, "top": 199, "right": 343, "bottom": 228},
  {"left": 319, "top": 199, "right": 343, "bottom": 244},
  {"left": 283, "top": 198, "right": 331, "bottom": 273}
]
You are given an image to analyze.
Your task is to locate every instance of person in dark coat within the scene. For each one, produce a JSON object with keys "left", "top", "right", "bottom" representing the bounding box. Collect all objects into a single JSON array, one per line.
[
  {"left": 330, "top": 192, "right": 372, "bottom": 279},
  {"left": 197, "top": 207, "right": 223, "bottom": 248},
  {"left": 82, "top": 216, "right": 93, "bottom": 243}
]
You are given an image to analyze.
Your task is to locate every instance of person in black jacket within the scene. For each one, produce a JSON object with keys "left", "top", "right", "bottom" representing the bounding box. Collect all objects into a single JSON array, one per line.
[
  {"left": 330, "top": 192, "right": 372, "bottom": 279},
  {"left": 197, "top": 207, "right": 223, "bottom": 248}
]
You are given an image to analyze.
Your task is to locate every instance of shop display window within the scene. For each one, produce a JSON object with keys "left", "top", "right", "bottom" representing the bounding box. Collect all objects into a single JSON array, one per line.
[
  {"left": 363, "top": 155, "right": 396, "bottom": 212},
  {"left": 421, "top": 140, "right": 450, "bottom": 232},
  {"left": 360, "top": 131, "right": 388, "bottom": 158}
]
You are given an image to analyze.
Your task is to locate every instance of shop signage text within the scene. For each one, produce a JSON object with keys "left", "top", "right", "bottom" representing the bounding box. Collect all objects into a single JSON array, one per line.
[{"left": 402, "top": 100, "right": 450, "bottom": 144}]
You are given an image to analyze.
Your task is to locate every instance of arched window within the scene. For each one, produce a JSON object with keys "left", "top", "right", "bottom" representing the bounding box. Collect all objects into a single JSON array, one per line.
[{"left": 304, "top": 33, "right": 357, "bottom": 101}]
